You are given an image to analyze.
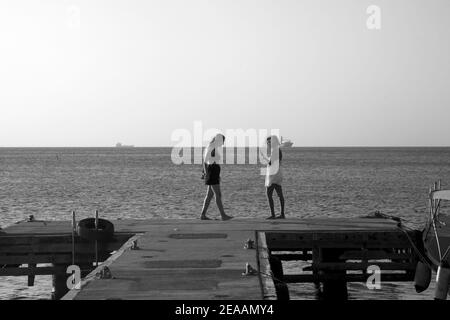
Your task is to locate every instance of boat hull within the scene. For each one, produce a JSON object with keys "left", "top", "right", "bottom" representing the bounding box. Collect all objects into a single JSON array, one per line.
[{"left": 423, "top": 214, "right": 450, "bottom": 269}]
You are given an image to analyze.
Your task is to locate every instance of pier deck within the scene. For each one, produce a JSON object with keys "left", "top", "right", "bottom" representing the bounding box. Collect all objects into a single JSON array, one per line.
[{"left": 0, "top": 218, "right": 422, "bottom": 300}]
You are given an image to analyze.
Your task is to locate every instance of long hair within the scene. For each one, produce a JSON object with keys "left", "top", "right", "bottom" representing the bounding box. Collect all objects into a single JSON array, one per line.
[
  {"left": 267, "top": 135, "right": 282, "bottom": 162},
  {"left": 205, "top": 133, "right": 225, "bottom": 161}
]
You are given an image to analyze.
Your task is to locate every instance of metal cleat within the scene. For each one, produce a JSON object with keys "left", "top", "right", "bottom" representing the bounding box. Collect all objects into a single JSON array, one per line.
[
  {"left": 244, "top": 238, "right": 255, "bottom": 250},
  {"left": 242, "top": 263, "right": 258, "bottom": 276},
  {"left": 131, "top": 240, "right": 140, "bottom": 250},
  {"left": 97, "top": 266, "right": 113, "bottom": 279}
]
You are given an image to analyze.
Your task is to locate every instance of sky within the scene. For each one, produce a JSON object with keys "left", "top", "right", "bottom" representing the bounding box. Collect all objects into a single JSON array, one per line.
[{"left": 0, "top": 0, "right": 449, "bottom": 147}]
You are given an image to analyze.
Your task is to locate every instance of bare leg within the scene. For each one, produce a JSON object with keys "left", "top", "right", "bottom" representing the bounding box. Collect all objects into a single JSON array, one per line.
[
  {"left": 211, "top": 184, "right": 233, "bottom": 221},
  {"left": 200, "top": 186, "right": 214, "bottom": 219},
  {"left": 274, "top": 184, "right": 285, "bottom": 218},
  {"left": 266, "top": 185, "right": 276, "bottom": 219}
]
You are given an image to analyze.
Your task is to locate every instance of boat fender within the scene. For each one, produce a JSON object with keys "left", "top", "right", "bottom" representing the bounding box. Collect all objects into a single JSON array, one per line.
[
  {"left": 414, "top": 261, "right": 432, "bottom": 293},
  {"left": 77, "top": 218, "right": 114, "bottom": 242},
  {"left": 434, "top": 261, "right": 450, "bottom": 300}
]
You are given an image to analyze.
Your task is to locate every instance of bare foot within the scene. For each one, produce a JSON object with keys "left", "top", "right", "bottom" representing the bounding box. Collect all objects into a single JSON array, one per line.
[
  {"left": 221, "top": 215, "right": 233, "bottom": 221},
  {"left": 200, "top": 216, "right": 212, "bottom": 220}
]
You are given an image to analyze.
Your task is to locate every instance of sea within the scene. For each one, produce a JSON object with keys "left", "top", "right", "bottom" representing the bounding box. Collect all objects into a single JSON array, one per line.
[{"left": 1, "top": 147, "right": 450, "bottom": 300}]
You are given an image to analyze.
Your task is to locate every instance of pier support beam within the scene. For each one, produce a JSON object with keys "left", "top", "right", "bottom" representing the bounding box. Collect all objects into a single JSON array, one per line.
[
  {"left": 52, "top": 264, "right": 69, "bottom": 300},
  {"left": 27, "top": 264, "right": 36, "bottom": 286},
  {"left": 51, "top": 263, "right": 94, "bottom": 300},
  {"left": 320, "top": 249, "right": 348, "bottom": 300},
  {"left": 269, "top": 256, "right": 290, "bottom": 300}
]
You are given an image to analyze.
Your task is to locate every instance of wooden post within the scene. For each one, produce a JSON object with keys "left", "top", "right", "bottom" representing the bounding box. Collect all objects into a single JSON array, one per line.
[
  {"left": 72, "top": 211, "right": 76, "bottom": 266},
  {"left": 95, "top": 210, "right": 99, "bottom": 267},
  {"left": 27, "top": 262, "right": 36, "bottom": 286},
  {"left": 312, "top": 243, "right": 321, "bottom": 290},
  {"left": 51, "top": 263, "right": 94, "bottom": 300},
  {"left": 51, "top": 264, "right": 69, "bottom": 300},
  {"left": 79, "top": 263, "right": 94, "bottom": 278},
  {"left": 321, "top": 248, "right": 348, "bottom": 300},
  {"left": 268, "top": 256, "right": 289, "bottom": 300}
]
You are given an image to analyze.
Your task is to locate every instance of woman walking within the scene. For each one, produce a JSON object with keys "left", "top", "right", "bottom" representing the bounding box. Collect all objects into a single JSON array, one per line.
[
  {"left": 261, "top": 135, "right": 285, "bottom": 219},
  {"left": 200, "top": 134, "right": 233, "bottom": 221}
]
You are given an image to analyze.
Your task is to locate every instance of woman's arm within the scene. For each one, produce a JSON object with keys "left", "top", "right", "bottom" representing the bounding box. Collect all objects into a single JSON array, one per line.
[
  {"left": 203, "top": 145, "right": 212, "bottom": 172},
  {"left": 259, "top": 149, "right": 270, "bottom": 164}
]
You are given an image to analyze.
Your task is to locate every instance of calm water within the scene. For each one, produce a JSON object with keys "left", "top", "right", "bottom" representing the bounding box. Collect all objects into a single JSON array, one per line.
[{"left": 1, "top": 147, "right": 449, "bottom": 299}]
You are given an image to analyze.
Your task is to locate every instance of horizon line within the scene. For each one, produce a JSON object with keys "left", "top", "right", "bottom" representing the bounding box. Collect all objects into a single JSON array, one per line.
[{"left": 1, "top": 145, "right": 450, "bottom": 148}]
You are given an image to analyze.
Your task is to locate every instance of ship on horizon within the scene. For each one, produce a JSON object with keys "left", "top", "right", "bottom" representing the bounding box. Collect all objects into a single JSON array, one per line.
[
  {"left": 280, "top": 136, "right": 293, "bottom": 148},
  {"left": 115, "top": 142, "right": 135, "bottom": 148}
]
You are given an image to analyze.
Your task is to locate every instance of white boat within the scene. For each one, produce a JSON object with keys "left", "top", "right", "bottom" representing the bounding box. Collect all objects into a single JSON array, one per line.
[
  {"left": 280, "top": 136, "right": 293, "bottom": 148},
  {"left": 423, "top": 182, "right": 450, "bottom": 268},
  {"left": 420, "top": 181, "right": 450, "bottom": 299},
  {"left": 115, "top": 143, "right": 135, "bottom": 148}
]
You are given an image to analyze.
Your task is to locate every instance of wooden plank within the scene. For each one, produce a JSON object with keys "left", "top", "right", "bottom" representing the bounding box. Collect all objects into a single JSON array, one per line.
[
  {"left": 0, "top": 218, "right": 423, "bottom": 300},
  {"left": 62, "top": 234, "right": 142, "bottom": 300},
  {"left": 283, "top": 273, "right": 414, "bottom": 283},
  {"left": 2, "top": 218, "right": 402, "bottom": 235},
  {"left": 309, "top": 262, "right": 416, "bottom": 271},
  {"left": 0, "top": 242, "right": 126, "bottom": 254},
  {"left": 266, "top": 241, "right": 415, "bottom": 250},
  {"left": 68, "top": 223, "right": 264, "bottom": 300},
  {"left": 0, "top": 253, "right": 109, "bottom": 265},
  {"left": 0, "top": 266, "right": 66, "bottom": 276},
  {"left": 0, "top": 233, "right": 132, "bottom": 245},
  {"left": 270, "top": 253, "right": 312, "bottom": 261},
  {"left": 256, "top": 231, "right": 277, "bottom": 300},
  {"left": 339, "top": 250, "right": 412, "bottom": 260}
]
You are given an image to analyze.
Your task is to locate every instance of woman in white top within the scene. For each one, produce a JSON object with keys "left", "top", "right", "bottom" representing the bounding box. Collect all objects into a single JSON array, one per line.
[
  {"left": 261, "top": 135, "right": 285, "bottom": 219},
  {"left": 200, "top": 134, "right": 233, "bottom": 221}
]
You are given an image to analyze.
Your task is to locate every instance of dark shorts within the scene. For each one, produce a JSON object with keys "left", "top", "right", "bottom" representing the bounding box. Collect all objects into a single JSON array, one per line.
[
  {"left": 267, "top": 184, "right": 283, "bottom": 193},
  {"left": 205, "top": 163, "right": 221, "bottom": 185}
]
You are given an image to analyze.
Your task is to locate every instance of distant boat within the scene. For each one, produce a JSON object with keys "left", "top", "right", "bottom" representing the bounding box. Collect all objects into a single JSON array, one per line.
[
  {"left": 115, "top": 143, "right": 134, "bottom": 148},
  {"left": 280, "top": 136, "right": 293, "bottom": 148}
]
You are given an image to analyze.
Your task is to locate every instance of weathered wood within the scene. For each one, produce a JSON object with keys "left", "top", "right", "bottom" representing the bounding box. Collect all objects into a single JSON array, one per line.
[
  {"left": 265, "top": 230, "right": 417, "bottom": 251},
  {"left": 0, "top": 266, "right": 66, "bottom": 276},
  {"left": 61, "top": 234, "right": 142, "bottom": 300},
  {"left": 256, "top": 231, "right": 277, "bottom": 300},
  {"left": 271, "top": 253, "right": 312, "bottom": 261},
  {"left": 283, "top": 273, "right": 414, "bottom": 283},
  {"left": 52, "top": 264, "right": 70, "bottom": 300},
  {"left": 0, "top": 253, "right": 110, "bottom": 265},
  {"left": 320, "top": 248, "right": 348, "bottom": 300},
  {"left": 27, "top": 263, "right": 36, "bottom": 286},
  {"left": 310, "top": 262, "right": 416, "bottom": 271},
  {"left": 339, "top": 250, "right": 411, "bottom": 260},
  {"left": 0, "top": 218, "right": 425, "bottom": 300}
]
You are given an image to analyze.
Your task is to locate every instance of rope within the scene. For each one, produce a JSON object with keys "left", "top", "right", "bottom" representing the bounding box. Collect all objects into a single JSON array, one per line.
[
  {"left": 431, "top": 215, "right": 443, "bottom": 261},
  {"left": 397, "top": 224, "right": 434, "bottom": 269},
  {"left": 373, "top": 210, "right": 437, "bottom": 268},
  {"left": 257, "top": 270, "right": 289, "bottom": 287}
]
